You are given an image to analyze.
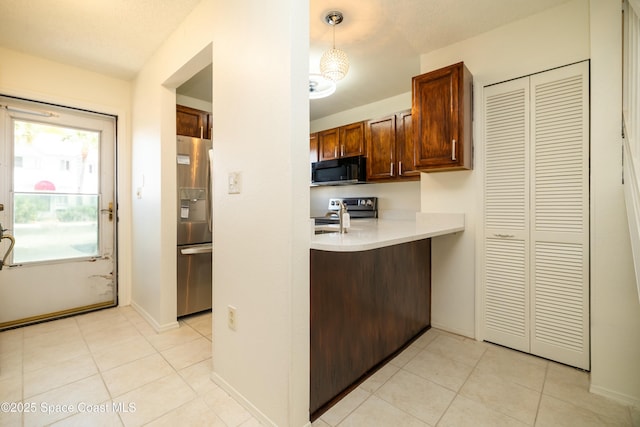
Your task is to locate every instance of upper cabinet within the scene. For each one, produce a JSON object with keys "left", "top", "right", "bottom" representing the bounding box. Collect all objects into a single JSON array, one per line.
[
  {"left": 176, "top": 104, "right": 212, "bottom": 139},
  {"left": 310, "top": 132, "right": 319, "bottom": 164},
  {"left": 318, "top": 122, "right": 365, "bottom": 161},
  {"left": 340, "top": 122, "right": 365, "bottom": 158},
  {"left": 365, "top": 110, "right": 418, "bottom": 181},
  {"left": 412, "top": 62, "right": 473, "bottom": 171}
]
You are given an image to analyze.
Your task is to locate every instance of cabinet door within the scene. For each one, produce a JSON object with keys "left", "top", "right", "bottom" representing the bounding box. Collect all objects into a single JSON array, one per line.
[
  {"left": 412, "top": 62, "right": 472, "bottom": 171},
  {"left": 366, "top": 115, "right": 396, "bottom": 180},
  {"left": 206, "top": 113, "right": 213, "bottom": 139},
  {"left": 340, "top": 121, "right": 365, "bottom": 158},
  {"left": 310, "top": 133, "right": 319, "bottom": 164},
  {"left": 318, "top": 128, "right": 340, "bottom": 161},
  {"left": 396, "top": 110, "right": 419, "bottom": 178},
  {"left": 176, "top": 104, "right": 209, "bottom": 139}
]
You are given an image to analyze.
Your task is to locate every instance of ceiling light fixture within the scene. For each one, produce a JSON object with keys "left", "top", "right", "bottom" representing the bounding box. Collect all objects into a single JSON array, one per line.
[
  {"left": 309, "top": 73, "right": 336, "bottom": 99},
  {"left": 320, "top": 11, "right": 349, "bottom": 82}
]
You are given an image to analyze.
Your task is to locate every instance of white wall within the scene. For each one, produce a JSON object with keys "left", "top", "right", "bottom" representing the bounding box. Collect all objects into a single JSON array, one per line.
[
  {"left": 589, "top": 0, "right": 640, "bottom": 405},
  {"left": 130, "top": 0, "right": 309, "bottom": 425},
  {"left": 176, "top": 94, "right": 212, "bottom": 113},
  {"left": 417, "top": 0, "right": 589, "bottom": 338},
  {"left": 130, "top": 0, "right": 215, "bottom": 330},
  {"left": 0, "top": 46, "right": 133, "bottom": 306},
  {"left": 310, "top": 181, "right": 420, "bottom": 218},
  {"left": 417, "top": 0, "right": 640, "bottom": 405},
  {"left": 418, "top": 0, "right": 590, "bottom": 339},
  {"left": 209, "top": 1, "right": 309, "bottom": 424},
  {"left": 310, "top": 92, "right": 411, "bottom": 133}
]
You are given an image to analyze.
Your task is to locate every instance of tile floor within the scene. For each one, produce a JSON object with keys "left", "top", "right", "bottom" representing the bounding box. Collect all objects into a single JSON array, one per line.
[
  {"left": 0, "top": 306, "right": 262, "bottom": 427},
  {"left": 313, "top": 329, "right": 640, "bottom": 427},
  {"left": 1, "top": 307, "right": 638, "bottom": 427}
]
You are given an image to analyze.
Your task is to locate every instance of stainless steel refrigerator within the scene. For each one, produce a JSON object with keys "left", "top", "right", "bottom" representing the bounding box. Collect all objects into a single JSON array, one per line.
[{"left": 176, "top": 135, "right": 213, "bottom": 317}]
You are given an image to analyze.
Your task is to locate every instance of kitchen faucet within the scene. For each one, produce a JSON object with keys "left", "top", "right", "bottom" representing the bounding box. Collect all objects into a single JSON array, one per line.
[
  {"left": 323, "top": 200, "right": 349, "bottom": 233},
  {"left": 337, "top": 200, "right": 348, "bottom": 234}
]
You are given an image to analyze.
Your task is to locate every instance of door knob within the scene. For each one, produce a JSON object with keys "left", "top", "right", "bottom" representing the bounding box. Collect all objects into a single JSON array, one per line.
[{"left": 100, "top": 202, "right": 113, "bottom": 221}]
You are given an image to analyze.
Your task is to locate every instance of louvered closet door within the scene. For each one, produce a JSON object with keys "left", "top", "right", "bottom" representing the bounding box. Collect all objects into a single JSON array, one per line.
[
  {"left": 530, "top": 62, "right": 590, "bottom": 370},
  {"left": 483, "top": 77, "right": 531, "bottom": 352}
]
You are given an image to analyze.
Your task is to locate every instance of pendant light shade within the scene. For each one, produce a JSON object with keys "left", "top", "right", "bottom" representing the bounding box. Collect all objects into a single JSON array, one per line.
[
  {"left": 320, "top": 11, "right": 349, "bottom": 81},
  {"left": 320, "top": 48, "right": 349, "bottom": 81}
]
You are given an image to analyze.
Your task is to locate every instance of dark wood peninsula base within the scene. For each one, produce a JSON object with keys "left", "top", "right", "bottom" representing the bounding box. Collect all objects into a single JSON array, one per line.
[{"left": 310, "top": 238, "right": 431, "bottom": 419}]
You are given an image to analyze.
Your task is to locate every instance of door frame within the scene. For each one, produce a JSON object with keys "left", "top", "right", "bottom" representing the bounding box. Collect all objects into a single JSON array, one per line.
[{"left": 0, "top": 94, "right": 124, "bottom": 328}]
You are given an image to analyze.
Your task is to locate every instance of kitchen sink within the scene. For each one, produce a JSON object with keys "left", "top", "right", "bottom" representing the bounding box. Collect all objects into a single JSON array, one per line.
[
  {"left": 314, "top": 228, "right": 340, "bottom": 235},
  {"left": 314, "top": 225, "right": 341, "bottom": 235}
]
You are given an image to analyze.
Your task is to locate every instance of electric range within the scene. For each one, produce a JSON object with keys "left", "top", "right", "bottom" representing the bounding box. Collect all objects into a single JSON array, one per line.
[{"left": 313, "top": 197, "right": 378, "bottom": 225}]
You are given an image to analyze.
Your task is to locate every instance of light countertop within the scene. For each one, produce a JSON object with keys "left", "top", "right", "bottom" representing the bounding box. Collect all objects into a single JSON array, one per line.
[{"left": 310, "top": 213, "right": 465, "bottom": 252}]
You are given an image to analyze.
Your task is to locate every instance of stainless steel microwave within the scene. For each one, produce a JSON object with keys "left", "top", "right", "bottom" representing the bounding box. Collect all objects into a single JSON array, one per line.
[{"left": 311, "top": 155, "right": 366, "bottom": 185}]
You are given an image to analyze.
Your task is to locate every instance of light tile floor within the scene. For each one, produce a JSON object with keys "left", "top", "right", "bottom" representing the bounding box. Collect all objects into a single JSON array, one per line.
[
  {"left": 1, "top": 307, "right": 639, "bottom": 426},
  {"left": 0, "top": 306, "right": 262, "bottom": 427},
  {"left": 313, "top": 329, "right": 640, "bottom": 427}
]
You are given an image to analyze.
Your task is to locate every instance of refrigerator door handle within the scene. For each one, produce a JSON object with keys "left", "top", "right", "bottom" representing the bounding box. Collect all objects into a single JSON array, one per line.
[
  {"left": 208, "top": 148, "right": 213, "bottom": 233},
  {"left": 180, "top": 244, "right": 213, "bottom": 255}
]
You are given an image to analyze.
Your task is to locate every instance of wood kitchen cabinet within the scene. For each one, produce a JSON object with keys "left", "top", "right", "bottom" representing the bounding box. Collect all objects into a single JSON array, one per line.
[
  {"left": 412, "top": 62, "right": 473, "bottom": 171},
  {"left": 318, "top": 121, "right": 365, "bottom": 161},
  {"left": 365, "top": 109, "right": 419, "bottom": 181},
  {"left": 310, "top": 132, "right": 319, "bottom": 164},
  {"left": 310, "top": 239, "right": 431, "bottom": 419},
  {"left": 176, "top": 104, "right": 212, "bottom": 139}
]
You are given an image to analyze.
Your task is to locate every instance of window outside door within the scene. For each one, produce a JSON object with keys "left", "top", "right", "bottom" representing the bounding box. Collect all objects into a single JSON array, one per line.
[{"left": 0, "top": 96, "right": 117, "bottom": 329}]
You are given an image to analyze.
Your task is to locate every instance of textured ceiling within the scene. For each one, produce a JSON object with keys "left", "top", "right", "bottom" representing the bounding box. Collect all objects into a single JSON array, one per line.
[
  {"left": 0, "top": 0, "right": 572, "bottom": 120},
  {"left": 0, "top": 0, "right": 201, "bottom": 80},
  {"left": 308, "top": 0, "right": 573, "bottom": 120}
]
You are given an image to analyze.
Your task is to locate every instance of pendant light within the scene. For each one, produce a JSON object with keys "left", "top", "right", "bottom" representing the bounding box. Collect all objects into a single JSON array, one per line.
[{"left": 320, "top": 11, "right": 349, "bottom": 82}]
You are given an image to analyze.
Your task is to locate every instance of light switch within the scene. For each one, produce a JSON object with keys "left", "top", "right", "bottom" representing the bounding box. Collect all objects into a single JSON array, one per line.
[{"left": 228, "top": 172, "right": 241, "bottom": 194}]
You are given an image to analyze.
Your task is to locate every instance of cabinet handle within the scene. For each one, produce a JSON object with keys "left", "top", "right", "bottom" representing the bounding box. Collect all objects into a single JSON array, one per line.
[
  {"left": 493, "top": 233, "right": 515, "bottom": 238},
  {"left": 341, "top": 145, "right": 344, "bottom": 157},
  {"left": 452, "top": 139, "right": 457, "bottom": 161},
  {"left": 200, "top": 126, "right": 204, "bottom": 139},
  {"left": 390, "top": 162, "right": 394, "bottom": 176},
  {"left": 399, "top": 161, "right": 403, "bottom": 176},
  {"left": 334, "top": 147, "right": 338, "bottom": 158}
]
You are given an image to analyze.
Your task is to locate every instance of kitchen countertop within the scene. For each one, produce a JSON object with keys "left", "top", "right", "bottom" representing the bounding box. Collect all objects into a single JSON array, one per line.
[{"left": 310, "top": 213, "right": 465, "bottom": 252}]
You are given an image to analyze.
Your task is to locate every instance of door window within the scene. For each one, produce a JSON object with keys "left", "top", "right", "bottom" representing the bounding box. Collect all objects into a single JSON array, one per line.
[{"left": 12, "top": 120, "right": 101, "bottom": 263}]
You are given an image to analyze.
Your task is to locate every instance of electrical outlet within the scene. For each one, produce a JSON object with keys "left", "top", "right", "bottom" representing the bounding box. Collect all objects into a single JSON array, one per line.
[{"left": 227, "top": 305, "right": 237, "bottom": 330}]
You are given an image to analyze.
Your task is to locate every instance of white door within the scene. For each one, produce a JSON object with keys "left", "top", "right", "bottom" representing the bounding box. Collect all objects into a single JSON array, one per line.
[
  {"left": 482, "top": 62, "right": 590, "bottom": 370},
  {"left": 483, "top": 76, "right": 531, "bottom": 353},
  {"left": 0, "top": 96, "right": 117, "bottom": 329},
  {"left": 529, "top": 65, "right": 590, "bottom": 369}
]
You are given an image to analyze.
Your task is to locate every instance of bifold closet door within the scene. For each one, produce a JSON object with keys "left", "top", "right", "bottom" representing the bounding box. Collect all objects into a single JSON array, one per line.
[
  {"left": 530, "top": 63, "right": 590, "bottom": 370},
  {"left": 482, "top": 62, "right": 589, "bottom": 370},
  {"left": 483, "top": 77, "right": 531, "bottom": 353}
]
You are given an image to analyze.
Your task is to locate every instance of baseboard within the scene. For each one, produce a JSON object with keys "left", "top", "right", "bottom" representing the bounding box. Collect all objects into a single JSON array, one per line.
[
  {"left": 130, "top": 301, "right": 179, "bottom": 333},
  {"left": 210, "top": 372, "right": 280, "bottom": 427},
  {"left": 589, "top": 383, "right": 640, "bottom": 407},
  {"left": 430, "top": 322, "right": 475, "bottom": 339}
]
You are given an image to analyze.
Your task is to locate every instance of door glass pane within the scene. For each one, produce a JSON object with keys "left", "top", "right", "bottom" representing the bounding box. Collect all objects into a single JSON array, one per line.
[{"left": 12, "top": 120, "right": 100, "bottom": 264}]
